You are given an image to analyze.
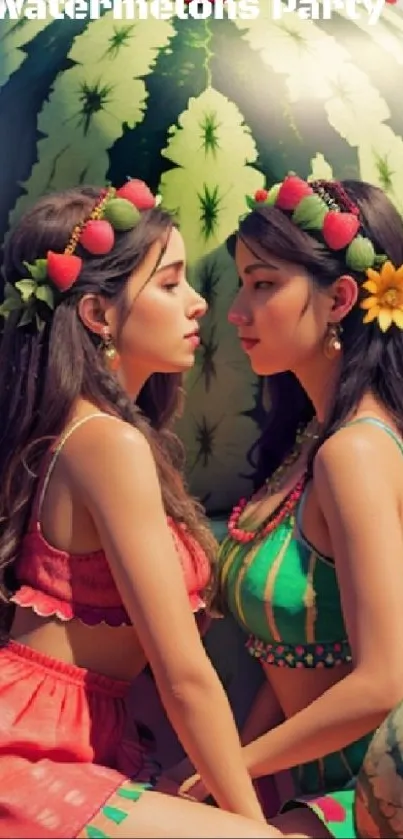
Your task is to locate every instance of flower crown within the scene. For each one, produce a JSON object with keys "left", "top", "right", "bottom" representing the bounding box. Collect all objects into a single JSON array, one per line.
[
  {"left": 0, "top": 179, "right": 159, "bottom": 330},
  {"left": 245, "top": 174, "right": 403, "bottom": 333}
]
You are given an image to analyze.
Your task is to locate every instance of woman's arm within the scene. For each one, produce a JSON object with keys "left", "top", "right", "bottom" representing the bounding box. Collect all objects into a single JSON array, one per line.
[
  {"left": 168, "top": 679, "right": 284, "bottom": 790},
  {"left": 66, "top": 418, "right": 265, "bottom": 822},
  {"left": 242, "top": 425, "right": 403, "bottom": 778}
]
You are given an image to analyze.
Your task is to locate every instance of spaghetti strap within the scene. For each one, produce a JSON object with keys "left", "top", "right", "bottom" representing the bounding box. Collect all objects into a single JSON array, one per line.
[
  {"left": 342, "top": 416, "right": 403, "bottom": 456},
  {"left": 32, "top": 412, "right": 120, "bottom": 525}
]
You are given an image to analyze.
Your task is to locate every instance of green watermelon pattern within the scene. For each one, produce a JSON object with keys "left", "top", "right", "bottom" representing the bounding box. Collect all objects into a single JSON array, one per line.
[
  {"left": 1, "top": 5, "right": 403, "bottom": 514},
  {"left": 355, "top": 699, "right": 403, "bottom": 838},
  {"left": 0, "top": 18, "right": 52, "bottom": 87}
]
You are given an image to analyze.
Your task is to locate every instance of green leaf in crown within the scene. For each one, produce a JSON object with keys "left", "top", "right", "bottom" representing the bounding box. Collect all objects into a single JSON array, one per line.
[{"left": 0, "top": 259, "right": 55, "bottom": 331}]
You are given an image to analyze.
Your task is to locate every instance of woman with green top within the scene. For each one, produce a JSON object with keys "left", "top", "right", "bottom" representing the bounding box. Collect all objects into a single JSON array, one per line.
[{"left": 184, "top": 175, "right": 403, "bottom": 838}]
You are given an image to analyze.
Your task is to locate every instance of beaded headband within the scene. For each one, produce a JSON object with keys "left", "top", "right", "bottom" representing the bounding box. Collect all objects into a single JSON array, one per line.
[
  {"left": 244, "top": 173, "right": 403, "bottom": 333},
  {"left": 0, "top": 179, "right": 159, "bottom": 330}
]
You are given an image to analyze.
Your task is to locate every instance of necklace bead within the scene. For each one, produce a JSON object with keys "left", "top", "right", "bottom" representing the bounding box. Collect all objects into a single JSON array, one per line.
[
  {"left": 228, "top": 477, "right": 306, "bottom": 543},
  {"left": 227, "top": 418, "right": 319, "bottom": 545}
]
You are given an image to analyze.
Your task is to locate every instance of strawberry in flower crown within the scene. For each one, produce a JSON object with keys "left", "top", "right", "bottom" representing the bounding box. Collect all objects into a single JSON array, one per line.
[
  {"left": 245, "top": 172, "right": 383, "bottom": 274},
  {"left": 46, "top": 179, "right": 159, "bottom": 291},
  {"left": 0, "top": 179, "right": 160, "bottom": 329},
  {"left": 241, "top": 173, "right": 403, "bottom": 336}
]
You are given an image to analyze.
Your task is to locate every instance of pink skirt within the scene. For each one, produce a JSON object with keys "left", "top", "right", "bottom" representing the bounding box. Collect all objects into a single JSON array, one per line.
[{"left": 0, "top": 640, "right": 158, "bottom": 837}]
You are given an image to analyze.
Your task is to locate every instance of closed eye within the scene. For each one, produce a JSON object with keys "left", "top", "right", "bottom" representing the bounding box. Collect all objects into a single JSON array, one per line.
[
  {"left": 163, "top": 281, "right": 180, "bottom": 291},
  {"left": 237, "top": 278, "right": 274, "bottom": 291},
  {"left": 253, "top": 281, "right": 274, "bottom": 290}
]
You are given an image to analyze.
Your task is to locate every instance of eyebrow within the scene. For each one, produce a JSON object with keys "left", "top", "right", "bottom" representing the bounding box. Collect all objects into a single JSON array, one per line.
[
  {"left": 155, "top": 260, "right": 184, "bottom": 274},
  {"left": 244, "top": 261, "right": 280, "bottom": 273}
]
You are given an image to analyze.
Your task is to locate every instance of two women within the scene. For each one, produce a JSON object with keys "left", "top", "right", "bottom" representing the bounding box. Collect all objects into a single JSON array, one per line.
[
  {"left": 0, "top": 182, "right": 281, "bottom": 838},
  {"left": 1, "top": 173, "right": 401, "bottom": 839}
]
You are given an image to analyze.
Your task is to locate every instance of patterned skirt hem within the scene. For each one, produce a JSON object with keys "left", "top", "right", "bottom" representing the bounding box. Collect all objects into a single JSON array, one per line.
[{"left": 77, "top": 779, "right": 153, "bottom": 838}]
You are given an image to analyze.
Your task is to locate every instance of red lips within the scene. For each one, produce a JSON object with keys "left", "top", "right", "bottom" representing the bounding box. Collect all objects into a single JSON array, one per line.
[{"left": 239, "top": 337, "right": 260, "bottom": 352}]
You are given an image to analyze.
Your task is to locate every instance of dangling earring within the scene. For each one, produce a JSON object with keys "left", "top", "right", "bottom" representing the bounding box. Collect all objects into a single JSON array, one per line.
[
  {"left": 323, "top": 323, "right": 343, "bottom": 360},
  {"left": 102, "top": 328, "right": 120, "bottom": 372}
]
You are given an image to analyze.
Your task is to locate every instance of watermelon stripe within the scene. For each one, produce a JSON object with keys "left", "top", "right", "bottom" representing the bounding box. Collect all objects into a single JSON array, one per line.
[
  {"left": 315, "top": 14, "right": 403, "bottom": 139},
  {"left": 108, "top": 18, "right": 213, "bottom": 192},
  {"left": 209, "top": 17, "right": 358, "bottom": 183},
  {"left": 0, "top": 20, "right": 52, "bottom": 90},
  {"left": 0, "top": 19, "right": 91, "bottom": 247}
]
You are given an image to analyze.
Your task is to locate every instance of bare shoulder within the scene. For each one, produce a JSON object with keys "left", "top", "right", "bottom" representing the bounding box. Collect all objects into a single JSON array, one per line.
[
  {"left": 59, "top": 413, "right": 155, "bottom": 478},
  {"left": 313, "top": 417, "right": 401, "bottom": 499}
]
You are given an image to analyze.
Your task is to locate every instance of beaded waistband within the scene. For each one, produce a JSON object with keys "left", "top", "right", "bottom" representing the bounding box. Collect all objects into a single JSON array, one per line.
[{"left": 246, "top": 635, "right": 352, "bottom": 669}]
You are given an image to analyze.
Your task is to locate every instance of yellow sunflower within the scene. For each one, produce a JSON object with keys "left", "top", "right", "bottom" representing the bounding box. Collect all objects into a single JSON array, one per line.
[{"left": 361, "top": 260, "right": 403, "bottom": 332}]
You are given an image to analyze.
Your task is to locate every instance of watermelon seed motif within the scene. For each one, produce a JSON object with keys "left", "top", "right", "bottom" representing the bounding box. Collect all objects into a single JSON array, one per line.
[
  {"left": 200, "top": 111, "right": 221, "bottom": 154},
  {"left": 197, "top": 325, "right": 219, "bottom": 391},
  {"left": 104, "top": 24, "right": 136, "bottom": 58},
  {"left": 197, "top": 259, "right": 222, "bottom": 309},
  {"left": 78, "top": 80, "right": 113, "bottom": 135},
  {"left": 198, "top": 184, "right": 222, "bottom": 240},
  {"left": 193, "top": 415, "right": 222, "bottom": 469},
  {"left": 375, "top": 152, "right": 396, "bottom": 193}
]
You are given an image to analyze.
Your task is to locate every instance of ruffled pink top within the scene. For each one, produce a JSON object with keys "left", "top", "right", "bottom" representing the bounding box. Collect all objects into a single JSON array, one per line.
[
  {"left": 10, "top": 415, "right": 211, "bottom": 627},
  {"left": 11, "top": 517, "right": 210, "bottom": 626}
]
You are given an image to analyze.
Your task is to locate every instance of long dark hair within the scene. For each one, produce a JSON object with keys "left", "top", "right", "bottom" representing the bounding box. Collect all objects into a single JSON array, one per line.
[
  {"left": 0, "top": 186, "right": 217, "bottom": 627},
  {"left": 231, "top": 180, "right": 403, "bottom": 482}
]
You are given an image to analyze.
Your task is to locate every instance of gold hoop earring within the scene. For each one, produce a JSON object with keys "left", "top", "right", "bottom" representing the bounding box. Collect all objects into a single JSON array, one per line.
[
  {"left": 102, "top": 329, "right": 120, "bottom": 372},
  {"left": 323, "top": 323, "right": 343, "bottom": 360}
]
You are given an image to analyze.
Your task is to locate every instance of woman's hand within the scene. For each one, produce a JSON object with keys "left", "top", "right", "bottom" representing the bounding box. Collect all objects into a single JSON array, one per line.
[
  {"left": 167, "top": 759, "right": 210, "bottom": 802},
  {"left": 178, "top": 772, "right": 210, "bottom": 803}
]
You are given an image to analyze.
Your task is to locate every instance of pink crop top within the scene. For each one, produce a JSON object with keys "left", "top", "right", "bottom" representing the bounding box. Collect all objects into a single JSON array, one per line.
[{"left": 10, "top": 414, "right": 211, "bottom": 627}]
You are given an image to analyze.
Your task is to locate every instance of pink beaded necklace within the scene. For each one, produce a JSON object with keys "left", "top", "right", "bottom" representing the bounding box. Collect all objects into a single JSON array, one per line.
[
  {"left": 228, "top": 419, "right": 319, "bottom": 545},
  {"left": 228, "top": 477, "right": 306, "bottom": 544}
]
